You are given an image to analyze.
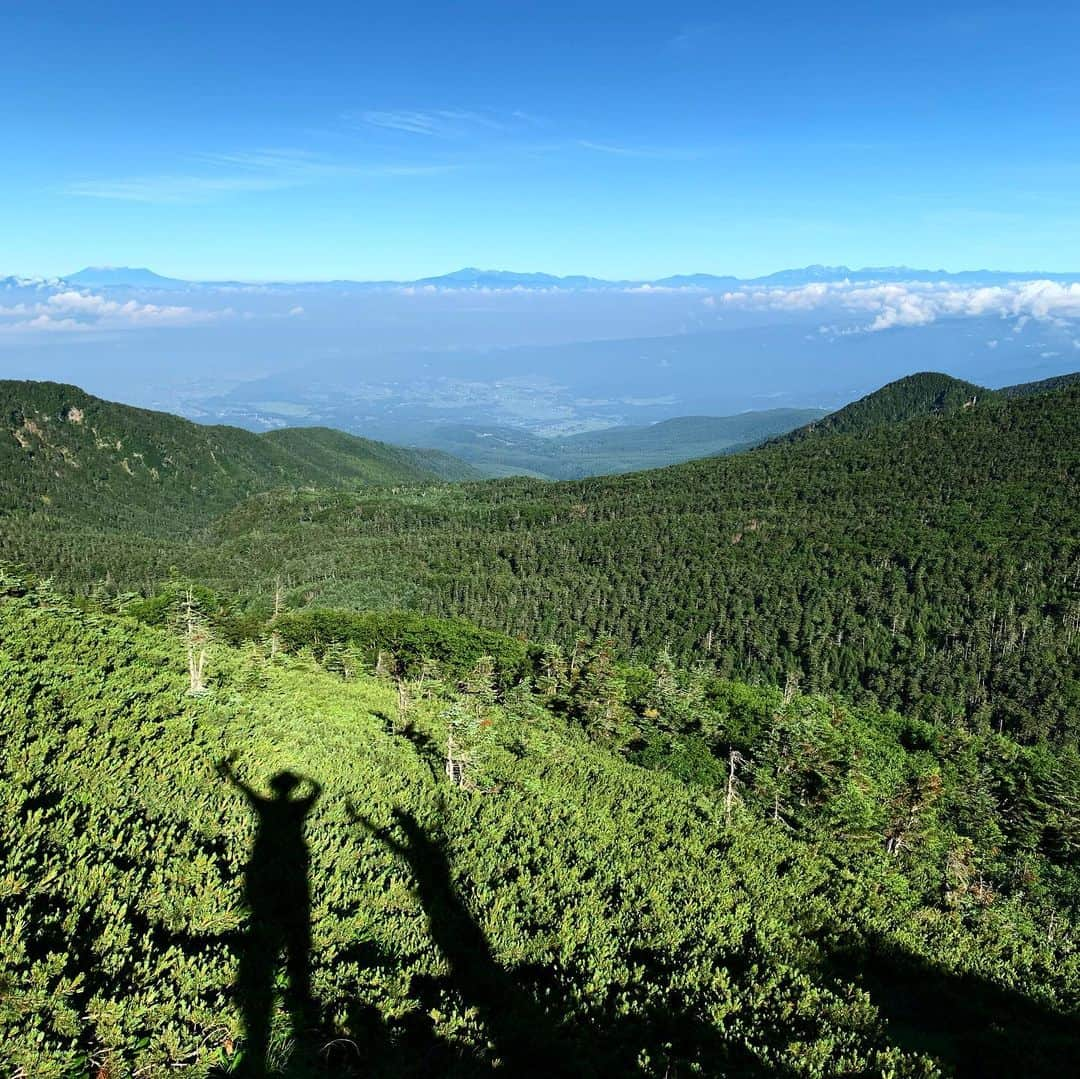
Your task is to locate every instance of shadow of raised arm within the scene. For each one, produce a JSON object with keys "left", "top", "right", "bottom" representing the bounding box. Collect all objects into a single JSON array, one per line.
[
  {"left": 345, "top": 800, "right": 410, "bottom": 859},
  {"left": 298, "top": 776, "right": 323, "bottom": 811},
  {"left": 215, "top": 752, "right": 260, "bottom": 806}
]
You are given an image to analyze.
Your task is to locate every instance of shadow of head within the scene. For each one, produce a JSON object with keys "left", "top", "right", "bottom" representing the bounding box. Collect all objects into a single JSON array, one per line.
[{"left": 270, "top": 770, "right": 303, "bottom": 797}]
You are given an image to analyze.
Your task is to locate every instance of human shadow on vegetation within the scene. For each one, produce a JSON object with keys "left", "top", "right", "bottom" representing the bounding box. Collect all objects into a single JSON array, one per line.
[
  {"left": 348, "top": 803, "right": 579, "bottom": 1076},
  {"left": 217, "top": 755, "right": 322, "bottom": 1077},
  {"left": 195, "top": 774, "right": 796, "bottom": 1077},
  {"left": 823, "top": 932, "right": 1080, "bottom": 1079},
  {"left": 203, "top": 757, "right": 802, "bottom": 1077},
  {"left": 199, "top": 762, "right": 1079, "bottom": 1078},
  {"left": 344, "top": 803, "right": 787, "bottom": 1078}
]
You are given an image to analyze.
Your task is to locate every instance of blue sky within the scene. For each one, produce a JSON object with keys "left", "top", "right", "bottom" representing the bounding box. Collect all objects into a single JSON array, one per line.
[{"left": 4, "top": 1, "right": 1080, "bottom": 280}]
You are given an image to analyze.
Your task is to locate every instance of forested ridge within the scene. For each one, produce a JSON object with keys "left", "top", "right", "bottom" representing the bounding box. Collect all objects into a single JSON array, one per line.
[
  {"left": 0, "top": 379, "right": 476, "bottom": 533},
  {"left": 776, "top": 372, "right": 988, "bottom": 443},
  {"left": 1000, "top": 371, "right": 1080, "bottom": 398},
  {"left": 5, "top": 375, "right": 1072, "bottom": 742}
]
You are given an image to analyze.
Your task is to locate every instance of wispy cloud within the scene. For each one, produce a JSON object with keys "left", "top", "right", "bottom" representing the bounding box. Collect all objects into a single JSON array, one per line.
[
  {"left": 351, "top": 108, "right": 513, "bottom": 138},
  {"left": 66, "top": 147, "right": 457, "bottom": 204},
  {"left": 66, "top": 175, "right": 288, "bottom": 204},
  {"left": 576, "top": 139, "right": 703, "bottom": 161},
  {"left": 191, "top": 148, "right": 355, "bottom": 177},
  {"left": 668, "top": 22, "right": 723, "bottom": 52}
]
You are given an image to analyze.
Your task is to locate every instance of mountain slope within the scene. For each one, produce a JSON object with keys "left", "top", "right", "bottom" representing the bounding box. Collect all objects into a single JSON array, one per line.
[
  {"left": 3, "top": 379, "right": 1076, "bottom": 741},
  {"left": 2, "top": 576, "right": 1076, "bottom": 1075},
  {"left": 780, "top": 372, "right": 990, "bottom": 442},
  {"left": 179, "top": 384, "right": 1075, "bottom": 741},
  {"left": 260, "top": 425, "right": 477, "bottom": 484},
  {"left": 558, "top": 409, "right": 826, "bottom": 468},
  {"left": 999, "top": 371, "right": 1080, "bottom": 398},
  {"left": 0, "top": 380, "right": 474, "bottom": 533}
]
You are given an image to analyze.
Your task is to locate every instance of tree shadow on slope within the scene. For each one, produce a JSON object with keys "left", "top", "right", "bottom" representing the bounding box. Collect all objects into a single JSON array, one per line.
[{"left": 823, "top": 932, "right": 1080, "bottom": 1078}]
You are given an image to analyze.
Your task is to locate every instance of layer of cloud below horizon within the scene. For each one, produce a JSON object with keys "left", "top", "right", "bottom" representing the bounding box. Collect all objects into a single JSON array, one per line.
[{"left": 3, "top": 278, "right": 1080, "bottom": 339}]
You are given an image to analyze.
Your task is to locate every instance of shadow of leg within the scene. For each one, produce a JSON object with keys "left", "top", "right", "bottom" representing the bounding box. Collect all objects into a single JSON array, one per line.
[
  {"left": 284, "top": 916, "right": 316, "bottom": 1059},
  {"left": 237, "top": 922, "right": 276, "bottom": 1077}
]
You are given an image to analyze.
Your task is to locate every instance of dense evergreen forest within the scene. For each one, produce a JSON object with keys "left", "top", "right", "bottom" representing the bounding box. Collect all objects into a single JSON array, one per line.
[
  {"left": 776, "top": 372, "right": 987, "bottom": 443},
  {"left": 0, "top": 379, "right": 476, "bottom": 532},
  {"left": 5, "top": 374, "right": 1074, "bottom": 743},
  {"left": 1, "top": 371, "right": 1077, "bottom": 1075}
]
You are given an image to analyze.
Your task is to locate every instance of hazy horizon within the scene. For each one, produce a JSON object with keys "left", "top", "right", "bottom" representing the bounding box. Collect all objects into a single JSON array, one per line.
[
  {"left": 13, "top": 260, "right": 1080, "bottom": 286},
  {"left": 3, "top": 2, "right": 1078, "bottom": 442}
]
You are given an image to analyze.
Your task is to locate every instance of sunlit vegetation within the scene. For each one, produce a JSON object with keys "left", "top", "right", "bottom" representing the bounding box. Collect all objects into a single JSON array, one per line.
[
  {"left": 1, "top": 372, "right": 1077, "bottom": 1076},
  {"left": 1, "top": 575, "right": 1076, "bottom": 1076}
]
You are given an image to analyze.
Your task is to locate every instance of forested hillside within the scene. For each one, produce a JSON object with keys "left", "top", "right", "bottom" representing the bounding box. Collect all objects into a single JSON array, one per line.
[
  {"left": 999, "top": 371, "right": 1080, "bottom": 398},
  {"left": 779, "top": 373, "right": 989, "bottom": 443},
  {"left": 0, "top": 380, "right": 475, "bottom": 532},
  {"left": 1, "top": 372, "right": 1078, "bottom": 1076},
  {"left": 2, "top": 380, "right": 1077, "bottom": 743},
  {"left": 2, "top": 574, "right": 1077, "bottom": 1076}
]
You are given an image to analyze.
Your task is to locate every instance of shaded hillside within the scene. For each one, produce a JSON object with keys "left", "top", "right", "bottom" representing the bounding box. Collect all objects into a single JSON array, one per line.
[
  {"left": 422, "top": 408, "right": 825, "bottom": 479},
  {"left": 780, "top": 372, "right": 990, "bottom": 442},
  {"left": 0, "top": 381, "right": 474, "bottom": 533}
]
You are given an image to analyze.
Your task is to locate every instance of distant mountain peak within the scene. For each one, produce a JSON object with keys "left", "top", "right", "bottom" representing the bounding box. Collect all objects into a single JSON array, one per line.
[{"left": 64, "top": 266, "right": 188, "bottom": 289}]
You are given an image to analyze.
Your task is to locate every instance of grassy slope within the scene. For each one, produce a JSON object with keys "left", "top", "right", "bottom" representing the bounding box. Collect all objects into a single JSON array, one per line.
[{"left": 2, "top": 578, "right": 1077, "bottom": 1077}]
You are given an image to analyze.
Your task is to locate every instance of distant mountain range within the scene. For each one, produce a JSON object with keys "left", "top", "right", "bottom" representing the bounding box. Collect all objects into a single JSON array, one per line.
[
  {"left": 63, "top": 266, "right": 189, "bottom": 289},
  {"left": 59, "top": 264, "right": 1080, "bottom": 291}
]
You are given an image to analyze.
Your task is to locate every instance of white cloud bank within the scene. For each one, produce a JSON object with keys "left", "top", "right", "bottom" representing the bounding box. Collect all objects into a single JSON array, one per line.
[
  {"left": 0, "top": 289, "right": 230, "bottom": 333},
  {"left": 716, "top": 279, "right": 1080, "bottom": 333}
]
